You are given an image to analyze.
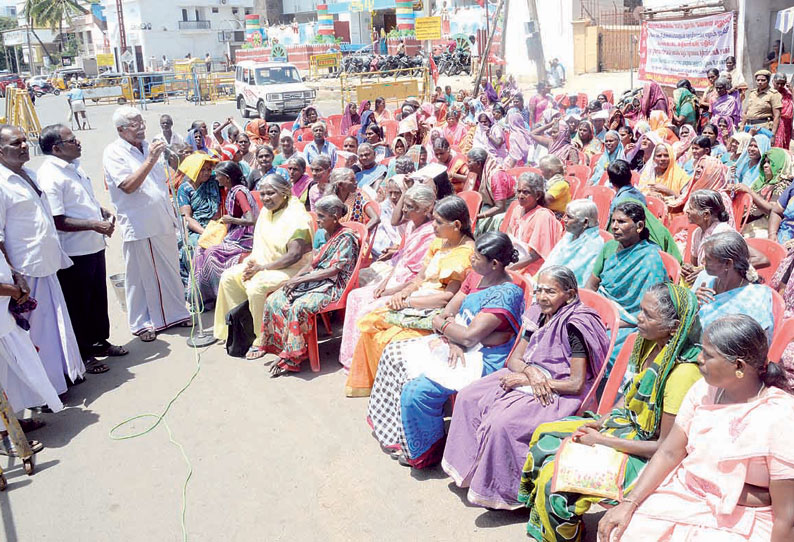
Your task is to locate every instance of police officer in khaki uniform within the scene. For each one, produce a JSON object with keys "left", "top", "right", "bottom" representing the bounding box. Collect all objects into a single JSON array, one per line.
[{"left": 741, "top": 69, "right": 782, "bottom": 136}]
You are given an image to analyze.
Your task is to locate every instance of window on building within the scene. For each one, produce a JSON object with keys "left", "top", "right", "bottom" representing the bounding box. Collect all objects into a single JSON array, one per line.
[
  {"left": 86, "top": 32, "right": 93, "bottom": 44},
  {"left": 181, "top": 9, "right": 188, "bottom": 21},
  {"left": 212, "top": 7, "right": 218, "bottom": 13},
  {"left": 244, "top": 8, "right": 252, "bottom": 15},
  {"left": 232, "top": 8, "right": 239, "bottom": 15},
  {"left": 194, "top": 9, "right": 199, "bottom": 21}
]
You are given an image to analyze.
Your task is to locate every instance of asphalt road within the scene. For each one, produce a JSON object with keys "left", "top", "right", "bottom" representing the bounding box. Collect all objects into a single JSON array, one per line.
[{"left": 0, "top": 90, "right": 602, "bottom": 542}]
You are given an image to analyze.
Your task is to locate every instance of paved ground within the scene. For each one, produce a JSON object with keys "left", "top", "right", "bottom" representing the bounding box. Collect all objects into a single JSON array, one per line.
[{"left": 0, "top": 73, "right": 620, "bottom": 541}]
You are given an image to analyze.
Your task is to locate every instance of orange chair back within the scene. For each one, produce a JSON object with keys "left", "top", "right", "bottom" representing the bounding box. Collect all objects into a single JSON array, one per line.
[
  {"left": 458, "top": 190, "right": 483, "bottom": 226},
  {"left": 252, "top": 190, "right": 264, "bottom": 210},
  {"left": 771, "top": 287, "right": 786, "bottom": 333},
  {"left": 567, "top": 164, "right": 591, "bottom": 183},
  {"left": 325, "top": 114, "right": 343, "bottom": 136},
  {"left": 588, "top": 153, "right": 603, "bottom": 169},
  {"left": 769, "top": 318, "right": 794, "bottom": 363},
  {"left": 566, "top": 175, "right": 583, "bottom": 200},
  {"left": 598, "top": 229, "right": 614, "bottom": 242},
  {"left": 681, "top": 223, "right": 698, "bottom": 265},
  {"left": 746, "top": 238, "right": 786, "bottom": 285},
  {"left": 597, "top": 333, "right": 638, "bottom": 415},
  {"left": 732, "top": 192, "right": 752, "bottom": 231},
  {"left": 348, "top": 124, "right": 361, "bottom": 137},
  {"left": 581, "top": 185, "right": 616, "bottom": 229},
  {"left": 577, "top": 289, "right": 622, "bottom": 415},
  {"left": 658, "top": 250, "right": 682, "bottom": 283},
  {"left": 327, "top": 135, "right": 348, "bottom": 149},
  {"left": 645, "top": 195, "right": 668, "bottom": 224}
]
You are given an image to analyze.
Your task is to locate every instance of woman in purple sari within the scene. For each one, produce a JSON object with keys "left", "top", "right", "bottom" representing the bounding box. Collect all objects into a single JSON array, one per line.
[
  {"left": 195, "top": 161, "right": 259, "bottom": 303},
  {"left": 441, "top": 265, "right": 610, "bottom": 510},
  {"left": 640, "top": 81, "right": 669, "bottom": 120},
  {"left": 709, "top": 76, "right": 742, "bottom": 128},
  {"left": 504, "top": 109, "right": 535, "bottom": 168}
]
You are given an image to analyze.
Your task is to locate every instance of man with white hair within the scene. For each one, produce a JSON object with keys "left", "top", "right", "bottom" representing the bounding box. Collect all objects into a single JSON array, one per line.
[
  {"left": 102, "top": 107, "right": 191, "bottom": 342},
  {"left": 539, "top": 198, "right": 605, "bottom": 286},
  {"left": 0, "top": 124, "right": 85, "bottom": 391}
]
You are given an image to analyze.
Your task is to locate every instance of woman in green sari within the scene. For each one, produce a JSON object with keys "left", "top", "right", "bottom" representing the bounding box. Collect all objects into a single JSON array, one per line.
[
  {"left": 672, "top": 81, "right": 698, "bottom": 127},
  {"left": 518, "top": 283, "right": 700, "bottom": 542},
  {"left": 517, "top": 283, "right": 703, "bottom": 542}
]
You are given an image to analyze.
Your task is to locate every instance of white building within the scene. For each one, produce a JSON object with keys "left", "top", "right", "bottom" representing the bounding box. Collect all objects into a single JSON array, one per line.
[
  {"left": 0, "top": 0, "right": 16, "bottom": 18},
  {"left": 101, "top": 0, "right": 254, "bottom": 72}
]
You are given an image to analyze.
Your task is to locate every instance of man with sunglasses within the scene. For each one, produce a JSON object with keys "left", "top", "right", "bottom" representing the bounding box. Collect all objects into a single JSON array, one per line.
[{"left": 38, "top": 124, "right": 127, "bottom": 374}]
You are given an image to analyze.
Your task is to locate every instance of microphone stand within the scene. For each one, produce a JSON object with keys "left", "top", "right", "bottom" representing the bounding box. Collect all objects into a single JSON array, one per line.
[{"left": 163, "top": 151, "right": 217, "bottom": 348}]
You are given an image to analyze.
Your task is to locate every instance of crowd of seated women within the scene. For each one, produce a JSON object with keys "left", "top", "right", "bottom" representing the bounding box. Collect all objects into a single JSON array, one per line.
[{"left": 163, "top": 64, "right": 794, "bottom": 538}]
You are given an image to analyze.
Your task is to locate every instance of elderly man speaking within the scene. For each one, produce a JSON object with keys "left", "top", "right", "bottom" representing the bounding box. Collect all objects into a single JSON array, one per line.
[{"left": 102, "top": 107, "right": 191, "bottom": 342}]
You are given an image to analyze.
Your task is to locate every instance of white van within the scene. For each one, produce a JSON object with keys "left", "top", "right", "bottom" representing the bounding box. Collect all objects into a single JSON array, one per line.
[{"left": 235, "top": 61, "right": 315, "bottom": 119}]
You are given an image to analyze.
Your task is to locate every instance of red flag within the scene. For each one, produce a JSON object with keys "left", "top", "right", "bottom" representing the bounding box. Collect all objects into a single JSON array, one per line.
[{"left": 429, "top": 54, "right": 439, "bottom": 85}]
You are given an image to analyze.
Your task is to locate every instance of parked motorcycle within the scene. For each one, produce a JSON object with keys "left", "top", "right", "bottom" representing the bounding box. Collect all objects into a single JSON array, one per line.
[{"left": 31, "top": 82, "right": 60, "bottom": 97}]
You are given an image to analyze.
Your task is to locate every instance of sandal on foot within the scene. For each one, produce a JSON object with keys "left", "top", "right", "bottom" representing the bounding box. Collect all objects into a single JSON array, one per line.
[
  {"left": 269, "top": 364, "right": 290, "bottom": 378},
  {"left": 396, "top": 453, "right": 412, "bottom": 468},
  {"left": 95, "top": 344, "right": 128, "bottom": 357},
  {"left": 0, "top": 439, "right": 43, "bottom": 457},
  {"left": 245, "top": 347, "right": 267, "bottom": 361},
  {"left": 85, "top": 360, "right": 109, "bottom": 374},
  {"left": 18, "top": 418, "right": 45, "bottom": 432},
  {"left": 139, "top": 330, "right": 156, "bottom": 342}
]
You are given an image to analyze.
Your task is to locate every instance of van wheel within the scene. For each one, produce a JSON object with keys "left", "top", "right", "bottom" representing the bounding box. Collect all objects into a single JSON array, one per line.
[
  {"left": 257, "top": 100, "right": 267, "bottom": 120},
  {"left": 238, "top": 96, "right": 250, "bottom": 118}
]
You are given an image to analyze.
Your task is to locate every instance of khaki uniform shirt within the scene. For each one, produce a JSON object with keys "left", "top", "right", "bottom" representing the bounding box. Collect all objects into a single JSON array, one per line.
[{"left": 743, "top": 87, "right": 782, "bottom": 122}]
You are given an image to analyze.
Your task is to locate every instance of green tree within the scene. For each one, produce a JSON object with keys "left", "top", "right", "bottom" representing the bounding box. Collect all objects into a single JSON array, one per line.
[
  {"left": 0, "top": 16, "right": 18, "bottom": 71},
  {"left": 23, "top": 0, "right": 87, "bottom": 64}
]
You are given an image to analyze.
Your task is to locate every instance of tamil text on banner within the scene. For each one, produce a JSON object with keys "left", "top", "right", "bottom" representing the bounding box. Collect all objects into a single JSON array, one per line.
[
  {"left": 415, "top": 16, "right": 442, "bottom": 40},
  {"left": 638, "top": 12, "right": 734, "bottom": 89}
]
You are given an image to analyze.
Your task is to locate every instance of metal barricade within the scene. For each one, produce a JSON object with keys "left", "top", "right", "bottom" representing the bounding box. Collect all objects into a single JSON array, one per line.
[
  {"left": 309, "top": 53, "right": 342, "bottom": 80},
  {"left": 339, "top": 66, "right": 430, "bottom": 112}
]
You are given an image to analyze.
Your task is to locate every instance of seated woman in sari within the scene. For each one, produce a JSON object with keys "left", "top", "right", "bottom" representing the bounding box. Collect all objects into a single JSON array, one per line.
[
  {"left": 372, "top": 97, "right": 392, "bottom": 124},
  {"left": 732, "top": 133, "right": 771, "bottom": 186},
  {"left": 385, "top": 137, "right": 409, "bottom": 178},
  {"left": 318, "top": 169, "right": 379, "bottom": 243},
  {"left": 638, "top": 142, "right": 691, "bottom": 198},
  {"left": 640, "top": 81, "right": 669, "bottom": 119},
  {"left": 572, "top": 120, "right": 605, "bottom": 159},
  {"left": 213, "top": 174, "right": 313, "bottom": 356},
  {"left": 693, "top": 230, "right": 775, "bottom": 340},
  {"left": 284, "top": 155, "right": 313, "bottom": 209},
  {"left": 464, "top": 147, "right": 516, "bottom": 234},
  {"left": 721, "top": 131, "right": 751, "bottom": 167},
  {"left": 588, "top": 130, "right": 624, "bottom": 185},
  {"left": 519, "top": 283, "right": 703, "bottom": 542},
  {"left": 671, "top": 82, "right": 699, "bottom": 127},
  {"left": 261, "top": 195, "right": 360, "bottom": 377},
  {"left": 432, "top": 137, "right": 468, "bottom": 193},
  {"left": 368, "top": 233, "right": 525, "bottom": 469},
  {"left": 364, "top": 124, "right": 392, "bottom": 163},
  {"left": 194, "top": 161, "right": 258, "bottom": 303},
  {"left": 681, "top": 189, "right": 734, "bottom": 284},
  {"left": 339, "top": 102, "right": 360, "bottom": 137},
  {"left": 291, "top": 105, "right": 321, "bottom": 135},
  {"left": 176, "top": 153, "right": 221, "bottom": 284},
  {"left": 531, "top": 118, "right": 581, "bottom": 165},
  {"left": 502, "top": 172, "right": 563, "bottom": 275},
  {"left": 586, "top": 201, "right": 669, "bottom": 379},
  {"left": 734, "top": 147, "right": 793, "bottom": 236},
  {"left": 503, "top": 110, "right": 535, "bottom": 169},
  {"left": 599, "top": 315, "right": 794, "bottom": 542},
  {"left": 710, "top": 76, "right": 742, "bottom": 128},
  {"left": 345, "top": 196, "right": 475, "bottom": 397},
  {"left": 667, "top": 155, "right": 729, "bottom": 215},
  {"left": 472, "top": 112, "right": 508, "bottom": 163},
  {"left": 246, "top": 145, "right": 288, "bottom": 191},
  {"left": 338, "top": 185, "right": 437, "bottom": 370},
  {"left": 442, "top": 108, "right": 468, "bottom": 148},
  {"left": 540, "top": 199, "right": 604, "bottom": 285},
  {"left": 442, "top": 265, "right": 610, "bottom": 509}
]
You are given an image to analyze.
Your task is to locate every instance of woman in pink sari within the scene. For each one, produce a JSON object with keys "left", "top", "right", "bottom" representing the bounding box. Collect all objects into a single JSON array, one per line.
[
  {"left": 773, "top": 73, "right": 793, "bottom": 150},
  {"left": 337, "top": 184, "right": 437, "bottom": 369},
  {"left": 442, "top": 108, "right": 469, "bottom": 148},
  {"left": 599, "top": 314, "right": 794, "bottom": 542},
  {"left": 640, "top": 81, "right": 669, "bottom": 119}
]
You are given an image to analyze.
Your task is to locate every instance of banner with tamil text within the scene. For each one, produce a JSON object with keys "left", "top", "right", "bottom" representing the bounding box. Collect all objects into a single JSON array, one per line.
[{"left": 639, "top": 12, "right": 734, "bottom": 89}]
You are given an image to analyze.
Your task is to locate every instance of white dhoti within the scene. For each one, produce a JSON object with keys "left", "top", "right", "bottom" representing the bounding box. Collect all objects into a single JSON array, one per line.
[
  {"left": 0, "top": 325, "right": 63, "bottom": 429},
  {"left": 122, "top": 233, "right": 191, "bottom": 335},
  {"left": 25, "top": 273, "right": 86, "bottom": 390}
]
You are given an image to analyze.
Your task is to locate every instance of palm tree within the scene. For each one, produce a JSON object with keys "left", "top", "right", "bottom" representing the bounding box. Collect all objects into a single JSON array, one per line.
[{"left": 24, "top": 0, "right": 88, "bottom": 62}]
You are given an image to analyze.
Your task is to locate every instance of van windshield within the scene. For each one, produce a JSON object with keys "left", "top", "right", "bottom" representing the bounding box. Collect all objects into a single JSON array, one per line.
[{"left": 254, "top": 67, "right": 301, "bottom": 85}]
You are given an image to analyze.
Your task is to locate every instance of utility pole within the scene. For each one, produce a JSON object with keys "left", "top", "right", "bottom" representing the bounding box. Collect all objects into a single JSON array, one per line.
[
  {"left": 115, "top": 0, "right": 127, "bottom": 72},
  {"left": 526, "top": 0, "right": 546, "bottom": 84},
  {"left": 471, "top": 0, "right": 506, "bottom": 95},
  {"left": 26, "top": 24, "right": 33, "bottom": 74}
]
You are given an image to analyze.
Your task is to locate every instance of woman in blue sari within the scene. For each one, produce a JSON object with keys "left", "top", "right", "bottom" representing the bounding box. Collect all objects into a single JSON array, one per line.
[
  {"left": 367, "top": 232, "right": 525, "bottom": 469},
  {"left": 588, "top": 130, "right": 624, "bottom": 185},
  {"left": 176, "top": 153, "right": 221, "bottom": 284},
  {"left": 732, "top": 133, "right": 770, "bottom": 186},
  {"left": 693, "top": 230, "right": 775, "bottom": 341},
  {"left": 539, "top": 199, "right": 604, "bottom": 285},
  {"left": 586, "top": 201, "right": 669, "bottom": 381}
]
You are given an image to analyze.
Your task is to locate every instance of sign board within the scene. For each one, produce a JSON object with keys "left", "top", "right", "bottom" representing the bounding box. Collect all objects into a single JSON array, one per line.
[
  {"left": 311, "top": 53, "right": 340, "bottom": 69},
  {"left": 120, "top": 49, "right": 134, "bottom": 64},
  {"left": 82, "top": 86, "right": 124, "bottom": 99},
  {"left": 415, "top": 16, "right": 442, "bottom": 41},
  {"left": 639, "top": 12, "right": 734, "bottom": 89},
  {"left": 97, "top": 53, "right": 115, "bottom": 67}
]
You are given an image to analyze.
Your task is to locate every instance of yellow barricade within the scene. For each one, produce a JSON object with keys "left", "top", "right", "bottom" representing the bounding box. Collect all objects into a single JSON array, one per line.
[
  {"left": 309, "top": 53, "right": 342, "bottom": 80},
  {"left": 340, "top": 67, "right": 430, "bottom": 111},
  {"left": 5, "top": 88, "right": 41, "bottom": 140}
]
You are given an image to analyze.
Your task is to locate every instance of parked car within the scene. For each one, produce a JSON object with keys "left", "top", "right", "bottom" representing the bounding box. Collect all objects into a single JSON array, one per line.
[
  {"left": 0, "top": 73, "right": 26, "bottom": 97},
  {"left": 235, "top": 61, "right": 315, "bottom": 119}
]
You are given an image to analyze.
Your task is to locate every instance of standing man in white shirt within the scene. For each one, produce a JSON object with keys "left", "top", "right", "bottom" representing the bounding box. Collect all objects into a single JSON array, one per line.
[
  {"left": 0, "top": 125, "right": 85, "bottom": 392},
  {"left": 38, "top": 124, "right": 129, "bottom": 372},
  {"left": 102, "top": 107, "right": 191, "bottom": 342},
  {"left": 152, "top": 114, "right": 185, "bottom": 148}
]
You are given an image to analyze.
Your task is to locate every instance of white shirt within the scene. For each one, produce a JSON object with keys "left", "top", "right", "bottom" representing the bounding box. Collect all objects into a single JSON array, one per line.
[
  {"left": 0, "top": 250, "right": 15, "bottom": 337},
  {"left": 38, "top": 156, "right": 106, "bottom": 257},
  {"left": 153, "top": 131, "right": 185, "bottom": 148},
  {"left": 0, "top": 164, "right": 72, "bottom": 277},
  {"left": 102, "top": 138, "right": 177, "bottom": 242}
]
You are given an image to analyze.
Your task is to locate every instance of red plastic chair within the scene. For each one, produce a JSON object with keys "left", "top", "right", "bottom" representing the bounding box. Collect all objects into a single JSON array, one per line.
[
  {"left": 458, "top": 190, "right": 482, "bottom": 227},
  {"left": 681, "top": 223, "right": 698, "bottom": 265},
  {"left": 598, "top": 229, "right": 614, "bottom": 242},
  {"left": 325, "top": 114, "right": 343, "bottom": 136},
  {"left": 327, "top": 135, "right": 348, "bottom": 149},
  {"left": 507, "top": 166, "right": 542, "bottom": 179},
  {"left": 566, "top": 164, "right": 592, "bottom": 184},
  {"left": 769, "top": 317, "right": 794, "bottom": 363},
  {"left": 577, "top": 289, "right": 622, "bottom": 415},
  {"left": 566, "top": 175, "right": 583, "bottom": 200},
  {"left": 731, "top": 192, "right": 752, "bottom": 232},
  {"left": 305, "top": 221, "right": 370, "bottom": 372},
  {"left": 658, "top": 250, "right": 682, "bottom": 283},
  {"left": 588, "top": 153, "right": 603, "bottom": 170},
  {"left": 668, "top": 214, "right": 690, "bottom": 237},
  {"left": 581, "top": 185, "right": 616, "bottom": 230},
  {"left": 295, "top": 140, "right": 310, "bottom": 152},
  {"left": 746, "top": 238, "right": 786, "bottom": 285},
  {"left": 508, "top": 270, "right": 534, "bottom": 307},
  {"left": 597, "top": 332, "right": 638, "bottom": 415},
  {"left": 645, "top": 195, "right": 668, "bottom": 224},
  {"left": 499, "top": 200, "right": 521, "bottom": 234},
  {"left": 280, "top": 121, "right": 294, "bottom": 132},
  {"left": 348, "top": 124, "right": 361, "bottom": 137},
  {"left": 252, "top": 190, "right": 264, "bottom": 210}
]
